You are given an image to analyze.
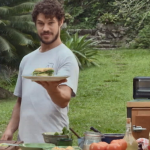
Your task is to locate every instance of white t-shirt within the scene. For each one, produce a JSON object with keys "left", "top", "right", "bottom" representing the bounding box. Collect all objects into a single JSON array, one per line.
[{"left": 14, "top": 43, "right": 79, "bottom": 143}]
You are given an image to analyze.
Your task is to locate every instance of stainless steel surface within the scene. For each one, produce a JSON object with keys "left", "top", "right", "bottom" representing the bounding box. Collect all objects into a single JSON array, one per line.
[{"left": 133, "top": 125, "right": 146, "bottom": 132}]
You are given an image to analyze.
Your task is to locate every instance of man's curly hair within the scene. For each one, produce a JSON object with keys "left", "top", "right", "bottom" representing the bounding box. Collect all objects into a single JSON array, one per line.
[{"left": 32, "top": 0, "right": 65, "bottom": 23}]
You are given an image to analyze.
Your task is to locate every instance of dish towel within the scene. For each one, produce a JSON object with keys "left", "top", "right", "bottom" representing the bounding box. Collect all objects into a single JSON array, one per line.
[{"left": 137, "top": 138, "right": 149, "bottom": 150}]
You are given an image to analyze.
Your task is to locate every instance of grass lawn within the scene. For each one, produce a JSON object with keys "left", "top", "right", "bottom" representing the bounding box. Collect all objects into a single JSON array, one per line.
[{"left": 0, "top": 49, "right": 150, "bottom": 143}]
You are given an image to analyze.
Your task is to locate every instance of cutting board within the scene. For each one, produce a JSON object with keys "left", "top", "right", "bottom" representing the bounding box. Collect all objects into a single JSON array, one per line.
[{"left": 0, "top": 141, "right": 23, "bottom": 150}]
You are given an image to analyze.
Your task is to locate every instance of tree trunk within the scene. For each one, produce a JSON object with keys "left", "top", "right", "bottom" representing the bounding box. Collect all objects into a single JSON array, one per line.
[{"left": 0, "top": 87, "right": 14, "bottom": 99}]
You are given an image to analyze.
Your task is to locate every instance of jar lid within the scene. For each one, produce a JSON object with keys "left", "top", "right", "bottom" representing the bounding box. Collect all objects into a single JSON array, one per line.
[{"left": 84, "top": 131, "right": 101, "bottom": 137}]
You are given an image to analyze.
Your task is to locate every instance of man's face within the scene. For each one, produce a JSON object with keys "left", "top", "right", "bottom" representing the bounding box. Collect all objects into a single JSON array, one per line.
[{"left": 36, "top": 13, "right": 62, "bottom": 45}]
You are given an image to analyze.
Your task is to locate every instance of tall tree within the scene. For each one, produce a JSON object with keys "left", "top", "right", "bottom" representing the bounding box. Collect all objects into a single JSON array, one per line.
[{"left": 0, "top": 0, "right": 40, "bottom": 77}]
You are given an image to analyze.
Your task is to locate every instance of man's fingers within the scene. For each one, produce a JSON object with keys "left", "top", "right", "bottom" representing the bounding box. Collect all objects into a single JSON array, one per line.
[
  {"left": 35, "top": 79, "right": 67, "bottom": 89},
  {"left": 35, "top": 81, "right": 49, "bottom": 88},
  {"left": 1, "top": 135, "right": 8, "bottom": 140},
  {"left": 56, "top": 79, "right": 67, "bottom": 84}
]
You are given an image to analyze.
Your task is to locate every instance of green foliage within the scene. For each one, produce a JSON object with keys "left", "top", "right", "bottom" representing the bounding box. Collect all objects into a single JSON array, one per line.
[
  {"left": 61, "top": 30, "right": 100, "bottom": 69},
  {"left": 54, "top": 127, "right": 72, "bottom": 138},
  {"left": 0, "top": 68, "right": 17, "bottom": 92},
  {"left": 113, "top": 0, "right": 150, "bottom": 39},
  {"left": 1, "top": 49, "right": 150, "bottom": 143},
  {"left": 130, "top": 25, "right": 150, "bottom": 49},
  {"left": 99, "top": 13, "right": 118, "bottom": 24},
  {"left": 64, "top": 0, "right": 115, "bottom": 29},
  {"left": 0, "top": 0, "right": 40, "bottom": 81},
  {"left": 64, "top": 13, "right": 73, "bottom": 24}
]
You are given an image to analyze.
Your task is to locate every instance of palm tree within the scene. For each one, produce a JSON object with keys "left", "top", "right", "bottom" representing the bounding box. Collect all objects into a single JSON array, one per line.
[
  {"left": 0, "top": 0, "right": 40, "bottom": 97},
  {"left": 0, "top": 0, "right": 40, "bottom": 73}
]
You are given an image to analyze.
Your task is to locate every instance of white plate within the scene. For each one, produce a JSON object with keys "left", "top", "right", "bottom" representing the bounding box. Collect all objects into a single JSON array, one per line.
[{"left": 22, "top": 75, "right": 69, "bottom": 81}]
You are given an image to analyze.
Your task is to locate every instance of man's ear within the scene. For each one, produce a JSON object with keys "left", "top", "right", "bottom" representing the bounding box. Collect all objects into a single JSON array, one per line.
[{"left": 59, "top": 18, "right": 64, "bottom": 27}]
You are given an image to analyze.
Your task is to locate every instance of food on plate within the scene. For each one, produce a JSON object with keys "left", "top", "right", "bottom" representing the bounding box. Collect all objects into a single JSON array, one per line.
[
  {"left": 52, "top": 146, "right": 74, "bottom": 150},
  {"left": 66, "top": 146, "right": 74, "bottom": 150},
  {"left": 32, "top": 68, "right": 54, "bottom": 76}
]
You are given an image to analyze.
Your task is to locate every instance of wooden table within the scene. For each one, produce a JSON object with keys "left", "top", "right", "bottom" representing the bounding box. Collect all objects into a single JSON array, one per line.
[{"left": 0, "top": 140, "right": 23, "bottom": 150}]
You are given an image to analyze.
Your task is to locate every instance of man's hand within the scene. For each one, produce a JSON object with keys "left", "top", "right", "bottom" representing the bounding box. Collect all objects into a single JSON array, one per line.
[
  {"left": 35, "top": 79, "right": 67, "bottom": 92},
  {"left": 35, "top": 79, "right": 72, "bottom": 108},
  {"left": 1, "top": 129, "right": 13, "bottom": 140}
]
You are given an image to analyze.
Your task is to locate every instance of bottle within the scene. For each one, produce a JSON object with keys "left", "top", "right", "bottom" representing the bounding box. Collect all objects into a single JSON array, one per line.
[{"left": 123, "top": 118, "right": 138, "bottom": 150}]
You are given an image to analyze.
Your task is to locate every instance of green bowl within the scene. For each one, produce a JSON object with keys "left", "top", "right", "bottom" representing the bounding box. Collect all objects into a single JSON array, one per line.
[
  {"left": 57, "top": 138, "right": 73, "bottom": 146},
  {"left": 42, "top": 132, "right": 68, "bottom": 145}
]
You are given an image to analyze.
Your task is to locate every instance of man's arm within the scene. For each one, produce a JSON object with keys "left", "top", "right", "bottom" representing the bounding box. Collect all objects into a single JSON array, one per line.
[
  {"left": 36, "top": 79, "right": 72, "bottom": 108},
  {"left": 1, "top": 97, "right": 21, "bottom": 140}
]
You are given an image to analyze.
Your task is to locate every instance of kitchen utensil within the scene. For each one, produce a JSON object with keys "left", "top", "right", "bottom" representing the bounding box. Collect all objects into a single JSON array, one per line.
[
  {"left": 69, "top": 128, "right": 81, "bottom": 138},
  {"left": 90, "top": 127, "right": 102, "bottom": 134}
]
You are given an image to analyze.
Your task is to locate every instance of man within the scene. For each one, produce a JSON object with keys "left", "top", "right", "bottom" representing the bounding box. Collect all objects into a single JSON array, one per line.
[{"left": 1, "top": 0, "right": 79, "bottom": 143}]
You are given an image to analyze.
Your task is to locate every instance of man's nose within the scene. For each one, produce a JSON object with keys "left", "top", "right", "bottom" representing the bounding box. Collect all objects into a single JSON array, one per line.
[{"left": 43, "top": 24, "right": 49, "bottom": 31}]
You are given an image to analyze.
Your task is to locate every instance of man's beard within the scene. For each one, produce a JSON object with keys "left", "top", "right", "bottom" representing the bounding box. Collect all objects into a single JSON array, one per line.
[{"left": 38, "top": 30, "right": 59, "bottom": 45}]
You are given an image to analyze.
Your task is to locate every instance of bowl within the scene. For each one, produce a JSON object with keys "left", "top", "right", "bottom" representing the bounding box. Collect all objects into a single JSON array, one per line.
[
  {"left": 42, "top": 132, "right": 69, "bottom": 145},
  {"left": 57, "top": 138, "right": 73, "bottom": 146},
  {"left": 102, "top": 133, "right": 125, "bottom": 143}
]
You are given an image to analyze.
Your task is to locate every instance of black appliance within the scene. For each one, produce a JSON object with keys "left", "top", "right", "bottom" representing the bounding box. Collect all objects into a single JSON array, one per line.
[{"left": 133, "top": 76, "right": 150, "bottom": 99}]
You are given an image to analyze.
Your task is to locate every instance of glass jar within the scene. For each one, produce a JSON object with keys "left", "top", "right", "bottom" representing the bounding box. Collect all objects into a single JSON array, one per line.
[{"left": 83, "top": 131, "right": 102, "bottom": 150}]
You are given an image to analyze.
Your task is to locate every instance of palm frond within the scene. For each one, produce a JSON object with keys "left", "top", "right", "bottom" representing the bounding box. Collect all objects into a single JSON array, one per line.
[
  {"left": 0, "top": 36, "right": 15, "bottom": 56},
  {"left": 0, "top": 20, "right": 7, "bottom": 26},
  {"left": 63, "top": 30, "right": 100, "bottom": 68},
  {"left": 10, "top": 21, "right": 36, "bottom": 32},
  {"left": 0, "top": 7, "right": 10, "bottom": 16},
  {"left": 9, "top": 14, "right": 32, "bottom": 22},
  {"left": 12, "top": 2, "right": 36, "bottom": 14},
  {"left": 4, "top": 27, "right": 33, "bottom": 46}
]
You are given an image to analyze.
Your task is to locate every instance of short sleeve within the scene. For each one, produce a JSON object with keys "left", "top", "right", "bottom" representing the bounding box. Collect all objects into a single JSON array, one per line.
[
  {"left": 57, "top": 55, "right": 79, "bottom": 97},
  {"left": 13, "top": 63, "right": 23, "bottom": 98}
]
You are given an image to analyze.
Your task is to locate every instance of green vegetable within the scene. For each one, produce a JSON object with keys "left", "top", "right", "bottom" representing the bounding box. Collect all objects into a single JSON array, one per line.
[
  {"left": 54, "top": 132, "right": 60, "bottom": 136},
  {"left": 32, "top": 70, "right": 54, "bottom": 76},
  {"left": 53, "top": 127, "right": 72, "bottom": 138}
]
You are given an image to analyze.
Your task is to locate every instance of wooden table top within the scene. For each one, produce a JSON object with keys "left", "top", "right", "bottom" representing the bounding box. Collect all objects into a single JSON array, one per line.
[{"left": 127, "top": 99, "right": 150, "bottom": 107}]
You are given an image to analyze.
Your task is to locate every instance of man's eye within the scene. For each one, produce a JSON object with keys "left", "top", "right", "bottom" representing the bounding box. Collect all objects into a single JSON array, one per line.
[
  {"left": 38, "top": 22, "right": 43, "bottom": 25},
  {"left": 49, "top": 22, "right": 54, "bottom": 25}
]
